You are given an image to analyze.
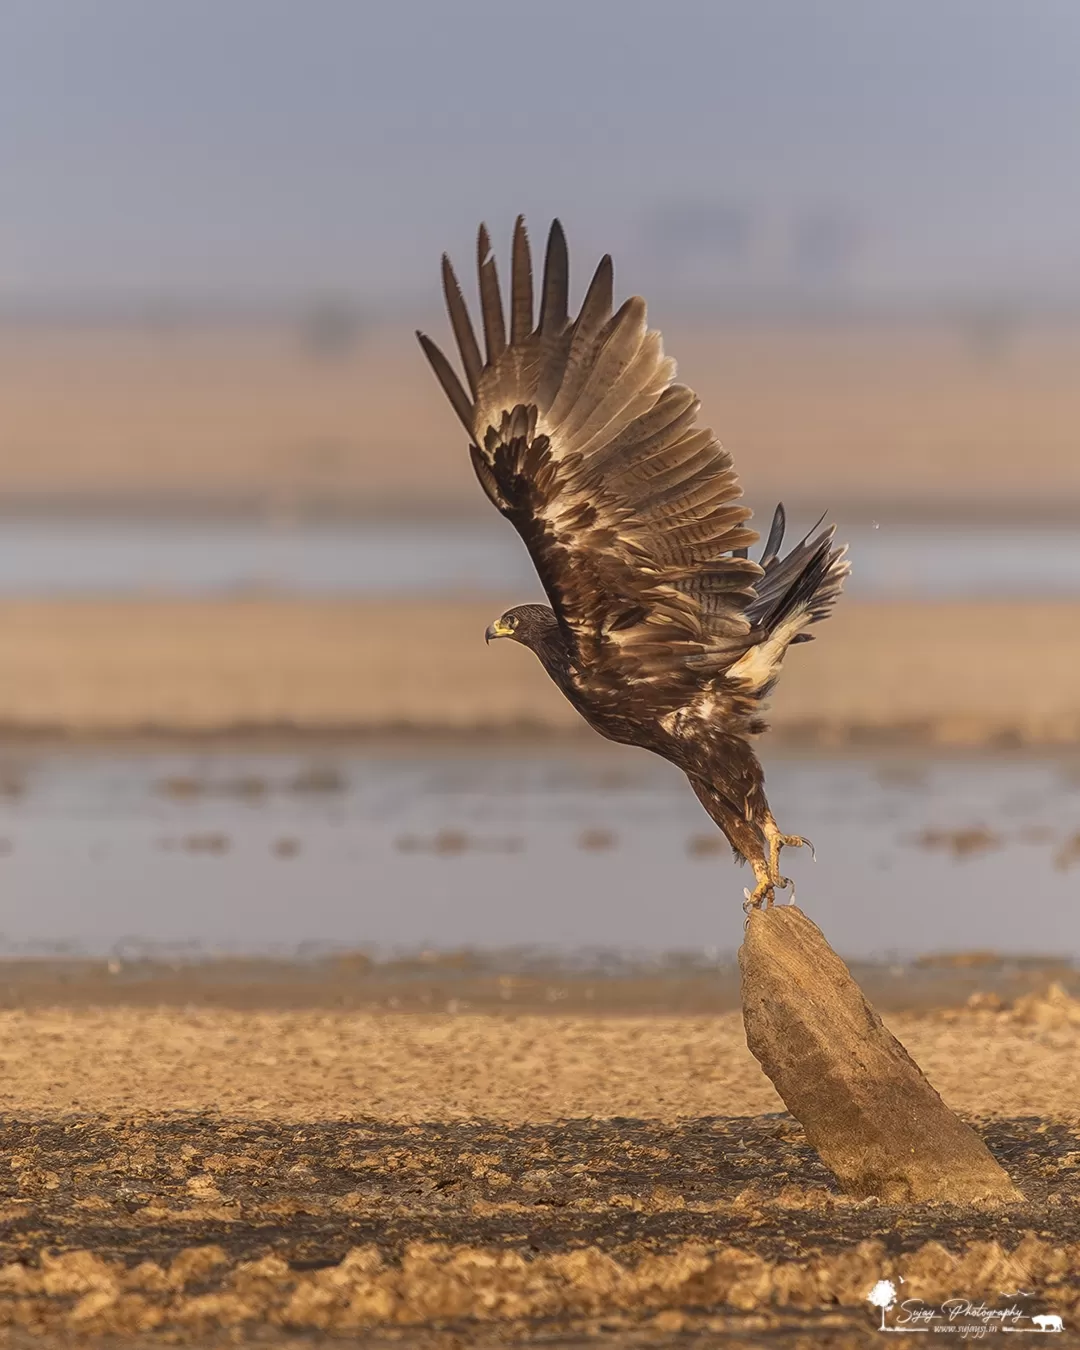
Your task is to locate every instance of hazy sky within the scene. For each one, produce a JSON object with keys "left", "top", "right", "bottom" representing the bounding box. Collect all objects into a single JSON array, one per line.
[{"left": 2, "top": 1, "right": 1079, "bottom": 308}]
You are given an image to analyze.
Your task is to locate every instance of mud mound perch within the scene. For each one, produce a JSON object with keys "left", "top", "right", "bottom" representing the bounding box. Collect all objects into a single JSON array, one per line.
[{"left": 740, "top": 905, "right": 1022, "bottom": 1203}]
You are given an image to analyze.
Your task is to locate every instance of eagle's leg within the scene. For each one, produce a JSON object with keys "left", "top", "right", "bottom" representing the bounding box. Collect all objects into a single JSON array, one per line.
[
  {"left": 763, "top": 815, "right": 815, "bottom": 900},
  {"left": 685, "top": 772, "right": 775, "bottom": 909}
]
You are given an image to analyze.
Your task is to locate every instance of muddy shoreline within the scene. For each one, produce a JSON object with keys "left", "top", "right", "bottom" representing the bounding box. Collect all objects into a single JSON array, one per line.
[
  {"left": 4, "top": 320, "right": 1080, "bottom": 521},
  {"left": 0, "top": 952, "right": 1072, "bottom": 1016}
]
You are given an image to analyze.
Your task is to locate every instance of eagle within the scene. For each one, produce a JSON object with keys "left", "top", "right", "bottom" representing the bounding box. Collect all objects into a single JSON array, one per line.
[{"left": 417, "top": 219, "right": 849, "bottom": 908}]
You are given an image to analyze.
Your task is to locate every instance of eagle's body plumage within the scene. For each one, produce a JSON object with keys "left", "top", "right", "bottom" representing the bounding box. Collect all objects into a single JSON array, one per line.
[{"left": 418, "top": 219, "right": 849, "bottom": 907}]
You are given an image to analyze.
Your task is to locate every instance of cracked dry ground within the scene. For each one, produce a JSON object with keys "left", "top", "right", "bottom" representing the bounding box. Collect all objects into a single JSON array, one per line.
[{"left": 0, "top": 1002, "right": 1077, "bottom": 1346}]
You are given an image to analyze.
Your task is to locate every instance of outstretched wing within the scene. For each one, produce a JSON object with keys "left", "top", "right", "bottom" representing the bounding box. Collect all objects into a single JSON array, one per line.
[{"left": 417, "top": 217, "right": 764, "bottom": 686}]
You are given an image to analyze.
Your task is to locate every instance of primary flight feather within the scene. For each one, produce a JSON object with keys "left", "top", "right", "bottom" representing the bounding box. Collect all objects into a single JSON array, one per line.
[{"left": 417, "top": 218, "right": 849, "bottom": 907}]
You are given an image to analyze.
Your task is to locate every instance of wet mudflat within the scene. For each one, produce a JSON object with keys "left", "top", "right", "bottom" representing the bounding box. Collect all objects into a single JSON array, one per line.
[
  {"left": 0, "top": 514, "right": 1079, "bottom": 599},
  {"left": 0, "top": 1112, "right": 1076, "bottom": 1346},
  {"left": 0, "top": 745, "right": 1080, "bottom": 959},
  {"left": 2, "top": 1113, "right": 1076, "bottom": 1267}
]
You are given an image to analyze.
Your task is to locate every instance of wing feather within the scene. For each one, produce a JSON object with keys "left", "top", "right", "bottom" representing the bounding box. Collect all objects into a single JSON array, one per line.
[
  {"left": 543, "top": 257, "right": 614, "bottom": 421},
  {"left": 476, "top": 225, "right": 506, "bottom": 364},
  {"left": 416, "top": 332, "right": 472, "bottom": 434},
  {"left": 538, "top": 219, "right": 570, "bottom": 336},
  {"left": 440, "top": 256, "right": 483, "bottom": 397},
  {"left": 510, "top": 216, "right": 533, "bottom": 345},
  {"left": 574, "top": 254, "right": 614, "bottom": 342}
]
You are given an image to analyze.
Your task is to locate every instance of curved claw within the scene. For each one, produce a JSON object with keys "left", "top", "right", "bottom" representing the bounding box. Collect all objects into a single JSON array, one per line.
[
  {"left": 783, "top": 833, "right": 816, "bottom": 862},
  {"left": 766, "top": 829, "right": 817, "bottom": 891}
]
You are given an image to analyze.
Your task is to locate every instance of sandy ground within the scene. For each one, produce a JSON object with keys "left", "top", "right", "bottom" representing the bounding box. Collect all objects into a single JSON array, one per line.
[
  {"left": 0, "top": 595, "right": 1077, "bottom": 745},
  {"left": 2, "top": 321, "right": 1080, "bottom": 517},
  {"left": 0, "top": 1004, "right": 1076, "bottom": 1124},
  {"left": 0, "top": 997, "right": 1076, "bottom": 1343}
]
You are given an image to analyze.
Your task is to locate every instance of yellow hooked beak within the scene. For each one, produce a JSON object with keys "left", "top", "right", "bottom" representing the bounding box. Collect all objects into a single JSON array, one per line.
[{"left": 485, "top": 618, "right": 514, "bottom": 644}]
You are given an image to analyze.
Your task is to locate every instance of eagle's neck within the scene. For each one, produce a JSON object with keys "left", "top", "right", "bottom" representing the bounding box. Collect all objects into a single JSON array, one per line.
[{"left": 522, "top": 614, "right": 575, "bottom": 690}]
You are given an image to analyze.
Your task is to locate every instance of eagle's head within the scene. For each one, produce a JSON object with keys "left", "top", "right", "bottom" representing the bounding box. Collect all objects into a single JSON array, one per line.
[{"left": 484, "top": 603, "right": 560, "bottom": 651}]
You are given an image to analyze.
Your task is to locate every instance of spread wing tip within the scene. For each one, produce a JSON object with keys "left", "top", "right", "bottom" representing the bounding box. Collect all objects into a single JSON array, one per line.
[
  {"left": 417, "top": 331, "right": 473, "bottom": 434},
  {"left": 539, "top": 218, "right": 570, "bottom": 335}
]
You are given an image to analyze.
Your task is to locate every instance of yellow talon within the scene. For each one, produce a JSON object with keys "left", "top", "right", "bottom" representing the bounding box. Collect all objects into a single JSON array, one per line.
[{"left": 743, "top": 860, "right": 776, "bottom": 911}]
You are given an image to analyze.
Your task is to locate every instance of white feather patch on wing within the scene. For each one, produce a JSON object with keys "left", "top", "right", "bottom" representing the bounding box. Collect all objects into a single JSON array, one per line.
[{"left": 727, "top": 612, "right": 811, "bottom": 691}]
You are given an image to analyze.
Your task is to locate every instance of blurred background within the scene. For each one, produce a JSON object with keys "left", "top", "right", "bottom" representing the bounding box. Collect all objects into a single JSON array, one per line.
[{"left": 0, "top": 0, "right": 1078, "bottom": 976}]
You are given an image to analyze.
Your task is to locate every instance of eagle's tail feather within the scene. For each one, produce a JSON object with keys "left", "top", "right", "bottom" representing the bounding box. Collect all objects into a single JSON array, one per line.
[
  {"left": 765, "top": 529, "right": 848, "bottom": 639},
  {"left": 727, "top": 514, "right": 849, "bottom": 692},
  {"left": 747, "top": 506, "right": 849, "bottom": 634}
]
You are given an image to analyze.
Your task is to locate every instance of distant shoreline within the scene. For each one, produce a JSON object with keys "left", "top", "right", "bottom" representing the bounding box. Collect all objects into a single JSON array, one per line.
[
  {"left": 0, "top": 595, "right": 1073, "bottom": 747},
  {"left": 0, "top": 494, "right": 1076, "bottom": 526},
  {"left": 2, "top": 320, "right": 1080, "bottom": 519},
  {"left": 0, "top": 950, "right": 1067, "bottom": 1016}
]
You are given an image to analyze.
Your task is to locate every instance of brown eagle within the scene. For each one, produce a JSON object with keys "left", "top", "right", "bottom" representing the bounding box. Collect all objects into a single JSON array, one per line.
[{"left": 418, "top": 219, "right": 849, "bottom": 908}]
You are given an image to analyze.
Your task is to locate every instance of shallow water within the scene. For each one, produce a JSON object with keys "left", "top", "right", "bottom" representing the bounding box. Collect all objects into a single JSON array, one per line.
[
  {"left": 0, "top": 515, "right": 1079, "bottom": 597},
  {"left": 0, "top": 744, "right": 1075, "bottom": 961}
]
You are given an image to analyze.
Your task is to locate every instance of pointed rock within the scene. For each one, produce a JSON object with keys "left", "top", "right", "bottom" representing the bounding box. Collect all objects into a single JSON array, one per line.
[{"left": 740, "top": 905, "right": 1022, "bottom": 1204}]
